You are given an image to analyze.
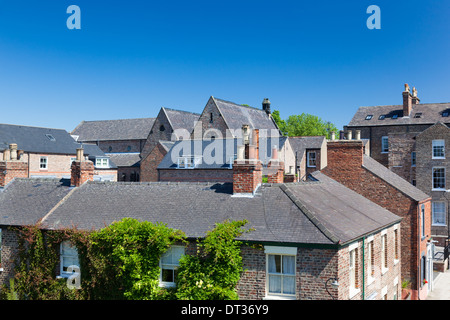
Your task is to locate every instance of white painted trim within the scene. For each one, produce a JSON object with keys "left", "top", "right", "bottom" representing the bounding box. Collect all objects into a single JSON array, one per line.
[{"left": 264, "top": 246, "right": 297, "bottom": 255}]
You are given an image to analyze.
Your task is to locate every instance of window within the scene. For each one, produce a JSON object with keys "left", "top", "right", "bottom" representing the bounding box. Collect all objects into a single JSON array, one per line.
[
  {"left": 414, "top": 113, "right": 422, "bottom": 118},
  {"left": 421, "top": 256, "right": 427, "bottom": 287},
  {"left": 60, "top": 241, "right": 79, "bottom": 277},
  {"left": 40, "top": 156, "right": 48, "bottom": 170},
  {"left": 45, "top": 134, "right": 56, "bottom": 141},
  {"left": 367, "top": 238, "right": 374, "bottom": 284},
  {"left": 421, "top": 205, "right": 426, "bottom": 239},
  {"left": 177, "top": 156, "right": 201, "bottom": 169},
  {"left": 432, "top": 167, "right": 445, "bottom": 190},
  {"left": 432, "top": 140, "right": 445, "bottom": 159},
  {"left": 95, "top": 158, "right": 109, "bottom": 168},
  {"left": 432, "top": 202, "right": 446, "bottom": 226},
  {"left": 365, "top": 115, "right": 373, "bottom": 120},
  {"left": 210, "top": 112, "right": 213, "bottom": 123},
  {"left": 265, "top": 246, "right": 296, "bottom": 299},
  {"left": 307, "top": 151, "right": 316, "bottom": 167},
  {"left": 381, "top": 233, "right": 388, "bottom": 273},
  {"left": 378, "top": 115, "right": 385, "bottom": 120},
  {"left": 392, "top": 114, "right": 398, "bottom": 119},
  {"left": 394, "top": 228, "right": 399, "bottom": 263},
  {"left": 160, "top": 125, "right": 165, "bottom": 132},
  {"left": 349, "top": 247, "right": 359, "bottom": 291},
  {"left": 443, "top": 111, "right": 449, "bottom": 117},
  {"left": 381, "top": 136, "right": 389, "bottom": 153},
  {"left": 411, "top": 152, "right": 416, "bottom": 166},
  {"left": 160, "top": 246, "right": 184, "bottom": 287}
]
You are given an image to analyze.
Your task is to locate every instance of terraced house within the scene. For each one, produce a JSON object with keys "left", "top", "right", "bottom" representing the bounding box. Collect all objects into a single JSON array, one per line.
[
  {"left": 345, "top": 84, "right": 450, "bottom": 258},
  {"left": 0, "top": 130, "right": 403, "bottom": 300}
]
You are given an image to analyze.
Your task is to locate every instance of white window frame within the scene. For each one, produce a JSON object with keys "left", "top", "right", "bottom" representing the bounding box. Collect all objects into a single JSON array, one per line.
[
  {"left": 432, "top": 140, "right": 445, "bottom": 159},
  {"left": 381, "top": 232, "right": 388, "bottom": 274},
  {"left": 59, "top": 241, "right": 79, "bottom": 278},
  {"left": 432, "top": 167, "right": 446, "bottom": 190},
  {"left": 432, "top": 201, "right": 447, "bottom": 226},
  {"left": 264, "top": 246, "right": 297, "bottom": 300},
  {"left": 177, "top": 156, "right": 201, "bottom": 169},
  {"left": 307, "top": 151, "right": 317, "bottom": 168},
  {"left": 95, "top": 157, "right": 109, "bottom": 168},
  {"left": 366, "top": 236, "right": 375, "bottom": 285},
  {"left": 381, "top": 136, "right": 389, "bottom": 153},
  {"left": 348, "top": 242, "right": 360, "bottom": 298},
  {"left": 40, "top": 156, "right": 48, "bottom": 170},
  {"left": 159, "top": 245, "right": 185, "bottom": 288}
]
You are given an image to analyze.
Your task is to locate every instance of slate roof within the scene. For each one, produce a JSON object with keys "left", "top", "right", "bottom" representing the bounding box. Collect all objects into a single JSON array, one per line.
[
  {"left": 0, "top": 178, "right": 72, "bottom": 227},
  {"left": 348, "top": 103, "right": 450, "bottom": 127},
  {"left": 106, "top": 153, "right": 140, "bottom": 168},
  {"left": 162, "top": 108, "right": 200, "bottom": 133},
  {"left": 157, "top": 137, "right": 288, "bottom": 170},
  {"left": 71, "top": 118, "right": 156, "bottom": 141},
  {"left": 213, "top": 97, "right": 280, "bottom": 133},
  {"left": 362, "top": 155, "right": 430, "bottom": 202},
  {"left": 1, "top": 173, "right": 396, "bottom": 246},
  {"left": 0, "top": 123, "right": 106, "bottom": 156}
]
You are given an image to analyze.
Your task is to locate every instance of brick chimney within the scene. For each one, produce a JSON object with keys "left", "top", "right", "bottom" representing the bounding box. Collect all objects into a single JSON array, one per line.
[
  {"left": 403, "top": 83, "right": 413, "bottom": 117},
  {"left": 322, "top": 140, "right": 364, "bottom": 184},
  {"left": 233, "top": 126, "right": 262, "bottom": 196},
  {"left": 70, "top": 147, "right": 94, "bottom": 187},
  {"left": 0, "top": 143, "right": 28, "bottom": 187},
  {"left": 267, "top": 146, "right": 284, "bottom": 183}
]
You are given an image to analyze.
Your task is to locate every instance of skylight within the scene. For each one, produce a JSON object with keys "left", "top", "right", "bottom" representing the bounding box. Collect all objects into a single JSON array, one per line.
[
  {"left": 442, "top": 112, "right": 449, "bottom": 117},
  {"left": 414, "top": 113, "right": 422, "bottom": 118},
  {"left": 392, "top": 114, "right": 398, "bottom": 119},
  {"left": 45, "top": 134, "right": 56, "bottom": 141},
  {"left": 365, "top": 115, "right": 373, "bottom": 120},
  {"left": 378, "top": 115, "right": 385, "bottom": 120}
]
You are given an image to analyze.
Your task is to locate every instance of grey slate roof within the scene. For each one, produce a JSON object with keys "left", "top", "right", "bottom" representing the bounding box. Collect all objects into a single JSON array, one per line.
[
  {"left": 213, "top": 98, "right": 279, "bottom": 133},
  {"left": 163, "top": 108, "right": 200, "bottom": 133},
  {"left": 362, "top": 155, "right": 430, "bottom": 202},
  {"left": 0, "top": 123, "right": 83, "bottom": 155},
  {"left": 30, "top": 173, "right": 401, "bottom": 246},
  {"left": 72, "top": 118, "right": 156, "bottom": 141},
  {"left": 348, "top": 103, "right": 450, "bottom": 127},
  {"left": 106, "top": 153, "right": 140, "bottom": 168},
  {"left": 0, "top": 178, "right": 72, "bottom": 227},
  {"left": 157, "top": 137, "right": 288, "bottom": 170}
]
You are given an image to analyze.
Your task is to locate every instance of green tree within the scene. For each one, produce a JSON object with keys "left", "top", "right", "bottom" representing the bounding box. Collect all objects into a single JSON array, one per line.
[{"left": 273, "top": 110, "right": 338, "bottom": 139}]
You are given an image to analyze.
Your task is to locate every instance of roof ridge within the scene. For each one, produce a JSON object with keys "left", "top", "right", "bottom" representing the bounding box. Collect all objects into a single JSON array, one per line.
[
  {"left": 163, "top": 107, "right": 201, "bottom": 116},
  {"left": 77, "top": 117, "right": 156, "bottom": 123},
  {"left": 214, "top": 97, "right": 264, "bottom": 112},
  {"left": 279, "top": 184, "right": 340, "bottom": 244}
]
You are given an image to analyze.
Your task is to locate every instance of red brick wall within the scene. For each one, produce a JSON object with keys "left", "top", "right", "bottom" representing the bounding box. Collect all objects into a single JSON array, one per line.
[
  {"left": 232, "top": 160, "right": 262, "bottom": 194},
  {"left": 0, "top": 161, "right": 28, "bottom": 187},
  {"left": 70, "top": 161, "right": 94, "bottom": 187},
  {"left": 140, "top": 143, "right": 168, "bottom": 182}
]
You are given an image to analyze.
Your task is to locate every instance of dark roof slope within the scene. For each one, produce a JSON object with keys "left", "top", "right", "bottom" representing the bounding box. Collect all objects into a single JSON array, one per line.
[
  {"left": 213, "top": 98, "right": 279, "bottom": 133},
  {"left": 72, "top": 118, "right": 156, "bottom": 141},
  {"left": 0, "top": 123, "right": 86, "bottom": 155},
  {"left": 163, "top": 108, "right": 200, "bottom": 133},
  {"left": 348, "top": 103, "right": 450, "bottom": 127},
  {"left": 362, "top": 155, "right": 430, "bottom": 202},
  {"left": 0, "top": 178, "right": 72, "bottom": 226},
  {"left": 106, "top": 153, "right": 140, "bottom": 168}
]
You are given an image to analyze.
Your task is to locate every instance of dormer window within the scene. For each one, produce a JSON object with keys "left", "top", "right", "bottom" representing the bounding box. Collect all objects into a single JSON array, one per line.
[
  {"left": 392, "top": 114, "right": 398, "bottom": 119},
  {"left": 95, "top": 157, "right": 109, "bottom": 168},
  {"left": 443, "top": 112, "right": 449, "bottom": 117},
  {"left": 414, "top": 113, "right": 422, "bottom": 118},
  {"left": 177, "top": 156, "right": 201, "bottom": 169},
  {"left": 365, "top": 115, "right": 373, "bottom": 120}
]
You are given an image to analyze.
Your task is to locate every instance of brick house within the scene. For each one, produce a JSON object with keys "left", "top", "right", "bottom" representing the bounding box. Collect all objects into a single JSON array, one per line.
[
  {"left": 321, "top": 138, "right": 432, "bottom": 299},
  {"left": 345, "top": 84, "right": 450, "bottom": 248},
  {"left": 72, "top": 117, "right": 156, "bottom": 182},
  {"left": 288, "top": 136, "right": 327, "bottom": 181},
  {"left": 140, "top": 108, "right": 200, "bottom": 182},
  {"left": 0, "top": 129, "right": 402, "bottom": 300},
  {"left": 0, "top": 123, "right": 117, "bottom": 184}
]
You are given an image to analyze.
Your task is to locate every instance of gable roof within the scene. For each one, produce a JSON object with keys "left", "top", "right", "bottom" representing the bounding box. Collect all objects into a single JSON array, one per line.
[
  {"left": 212, "top": 97, "right": 280, "bottom": 133},
  {"left": 348, "top": 103, "right": 450, "bottom": 127},
  {"left": 362, "top": 155, "right": 430, "bottom": 202},
  {"left": 106, "top": 153, "right": 140, "bottom": 168},
  {"left": 162, "top": 107, "right": 200, "bottom": 134},
  {"left": 0, "top": 123, "right": 90, "bottom": 155},
  {"left": 71, "top": 118, "right": 156, "bottom": 141}
]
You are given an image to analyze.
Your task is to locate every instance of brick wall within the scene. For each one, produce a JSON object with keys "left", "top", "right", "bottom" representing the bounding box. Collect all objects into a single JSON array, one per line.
[
  {"left": 388, "top": 132, "right": 417, "bottom": 183},
  {"left": 141, "top": 143, "right": 168, "bottom": 182},
  {"left": 0, "top": 227, "right": 19, "bottom": 287},
  {"left": 0, "top": 161, "right": 28, "bottom": 187},
  {"left": 141, "top": 110, "right": 174, "bottom": 161},
  {"left": 83, "top": 139, "right": 145, "bottom": 154},
  {"left": 322, "top": 140, "right": 431, "bottom": 296},
  {"left": 190, "top": 98, "right": 229, "bottom": 139}
]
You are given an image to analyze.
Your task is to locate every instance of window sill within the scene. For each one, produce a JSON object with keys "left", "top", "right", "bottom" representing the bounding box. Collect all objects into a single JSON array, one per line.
[
  {"left": 263, "top": 295, "right": 296, "bottom": 300},
  {"left": 394, "top": 259, "right": 399, "bottom": 265},
  {"left": 381, "top": 151, "right": 389, "bottom": 154},
  {"left": 382, "top": 267, "right": 389, "bottom": 275},
  {"left": 432, "top": 157, "right": 445, "bottom": 160},
  {"left": 367, "top": 276, "right": 375, "bottom": 286},
  {"left": 432, "top": 189, "right": 446, "bottom": 192},
  {"left": 432, "top": 223, "right": 447, "bottom": 227},
  {"left": 159, "top": 282, "right": 176, "bottom": 288}
]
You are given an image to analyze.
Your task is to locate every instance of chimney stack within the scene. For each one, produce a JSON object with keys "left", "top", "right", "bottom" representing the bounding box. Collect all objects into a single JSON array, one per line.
[
  {"left": 262, "top": 98, "right": 271, "bottom": 115},
  {"left": 70, "top": 147, "right": 94, "bottom": 187},
  {"left": 233, "top": 125, "right": 263, "bottom": 196},
  {"left": 267, "top": 145, "right": 284, "bottom": 184},
  {"left": 403, "top": 83, "right": 413, "bottom": 117},
  {"left": 411, "top": 87, "right": 420, "bottom": 105},
  {"left": 0, "top": 143, "right": 28, "bottom": 187}
]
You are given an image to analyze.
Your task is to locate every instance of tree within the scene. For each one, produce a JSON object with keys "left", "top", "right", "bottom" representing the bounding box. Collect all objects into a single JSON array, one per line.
[{"left": 273, "top": 110, "right": 338, "bottom": 139}]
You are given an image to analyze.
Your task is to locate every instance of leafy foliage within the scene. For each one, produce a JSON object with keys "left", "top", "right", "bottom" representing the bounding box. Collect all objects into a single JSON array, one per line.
[{"left": 273, "top": 110, "right": 338, "bottom": 139}]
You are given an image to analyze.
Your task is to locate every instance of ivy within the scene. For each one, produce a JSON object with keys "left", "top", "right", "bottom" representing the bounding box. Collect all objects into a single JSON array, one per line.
[{"left": 1, "top": 218, "right": 251, "bottom": 300}]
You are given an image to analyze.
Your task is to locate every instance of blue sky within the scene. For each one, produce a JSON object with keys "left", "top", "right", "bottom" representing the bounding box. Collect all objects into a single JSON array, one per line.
[{"left": 0, "top": 1, "right": 449, "bottom": 132}]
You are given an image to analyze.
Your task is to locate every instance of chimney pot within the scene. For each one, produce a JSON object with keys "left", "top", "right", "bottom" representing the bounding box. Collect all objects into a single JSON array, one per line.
[
  {"left": 346, "top": 131, "right": 352, "bottom": 140},
  {"left": 330, "top": 131, "right": 336, "bottom": 140},
  {"left": 355, "top": 130, "right": 361, "bottom": 140},
  {"left": 262, "top": 98, "right": 271, "bottom": 114},
  {"left": 9, "top": 143, "right": 17, "bottom": 160},
  {"left": 76, "top": 147, "right": 84, "bottom": 161}
]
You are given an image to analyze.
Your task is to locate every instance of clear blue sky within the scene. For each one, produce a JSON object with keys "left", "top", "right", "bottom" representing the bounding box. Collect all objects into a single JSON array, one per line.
[{"left": 0, "top": 0, "right": 449, "bottom": 132}]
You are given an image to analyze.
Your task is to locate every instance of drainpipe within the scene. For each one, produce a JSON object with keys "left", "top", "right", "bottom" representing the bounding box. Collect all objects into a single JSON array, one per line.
[{"left": 362, "top": 237, "right": 365, "bottom": 300}]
